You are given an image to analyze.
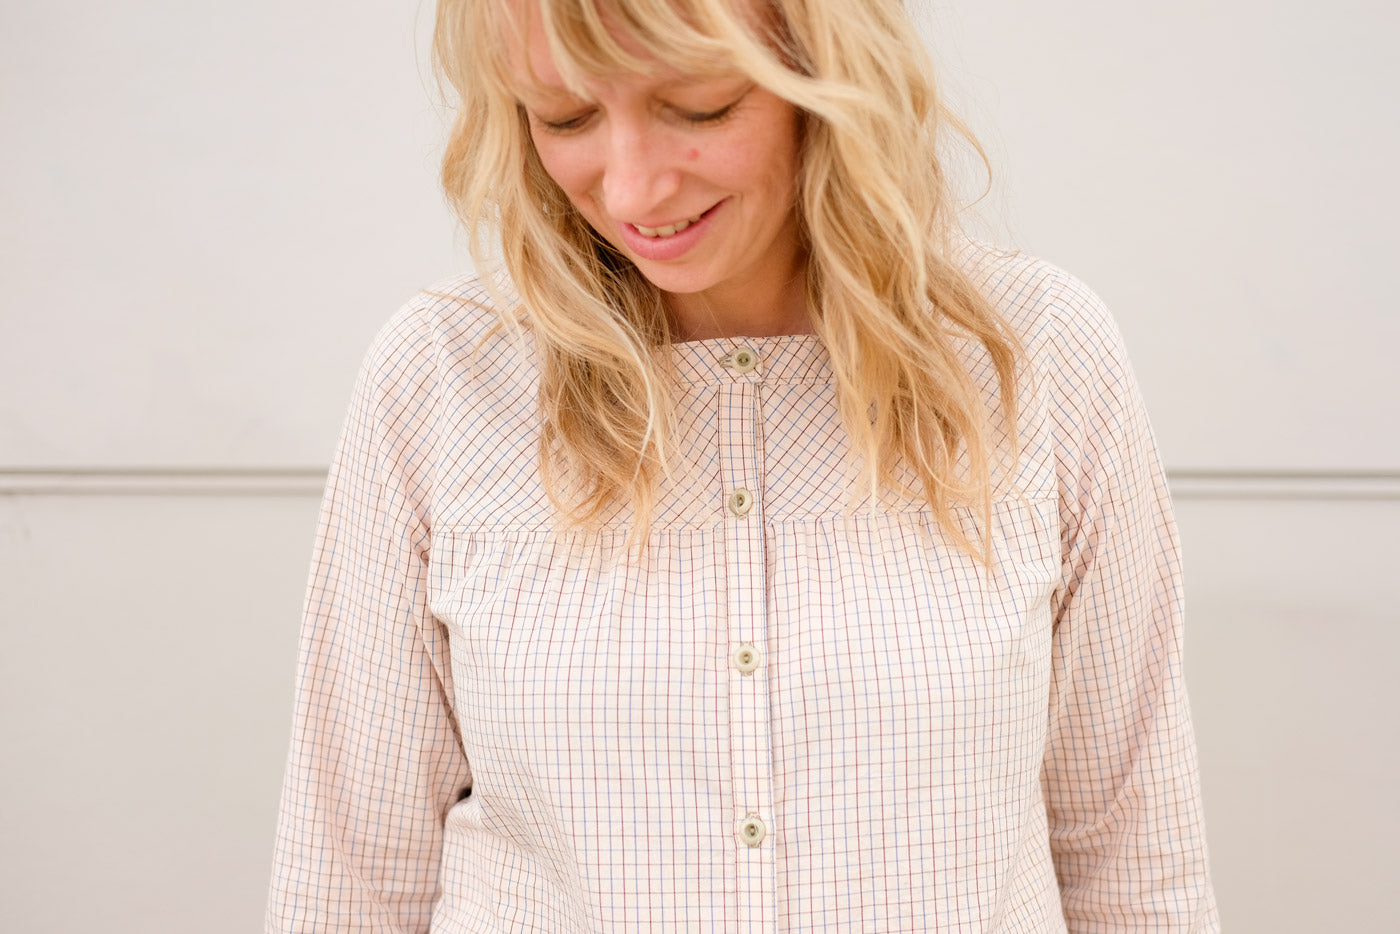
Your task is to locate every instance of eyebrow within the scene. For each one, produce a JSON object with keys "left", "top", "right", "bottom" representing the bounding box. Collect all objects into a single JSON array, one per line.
[
  {"left": 514, "top": 72, "right": 744, "bottom": 109},
  {"left": 515, "top": 84, "right": 579, "bottom": 106}
]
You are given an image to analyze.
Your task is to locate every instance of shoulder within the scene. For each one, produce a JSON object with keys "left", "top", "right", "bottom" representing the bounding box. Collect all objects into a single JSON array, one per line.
[
  {"left": 364, "top": 269, "right": 522, "bottom": 369},
  {"left": 954, "top": 238, "right": 1124, "bottom": 357},
  {"left": 951, "top": 238, "right": 1166, "bottom": 508},
  {"left": 354, "top": 268, "right": 534, "bottom": 411},
  {"left": 336, "top": 269, "right": 545, "bottom": 529},
  {"left": 952, "top": 237, "right": 1138, "bottom": 409}
]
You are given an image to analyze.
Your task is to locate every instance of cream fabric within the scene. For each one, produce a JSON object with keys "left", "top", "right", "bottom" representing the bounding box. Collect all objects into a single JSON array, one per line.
[{"left": 268, "top": 242, "right": 1218, "bottom": 932}]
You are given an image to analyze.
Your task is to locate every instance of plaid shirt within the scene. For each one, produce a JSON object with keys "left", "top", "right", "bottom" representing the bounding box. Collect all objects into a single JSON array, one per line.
[{"left": 268, "top": 242, "right": 1217, "bottom": 932}]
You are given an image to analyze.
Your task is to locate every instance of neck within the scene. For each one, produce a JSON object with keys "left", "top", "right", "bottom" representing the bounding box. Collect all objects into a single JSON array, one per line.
[{"left": 665, "top": 265, "right": 811, "bottom": 342}]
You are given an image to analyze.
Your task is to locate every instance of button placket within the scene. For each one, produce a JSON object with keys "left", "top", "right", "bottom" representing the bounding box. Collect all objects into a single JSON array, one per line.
[{"left": 716, "top": 355, "right": 775, "bottom": 928}]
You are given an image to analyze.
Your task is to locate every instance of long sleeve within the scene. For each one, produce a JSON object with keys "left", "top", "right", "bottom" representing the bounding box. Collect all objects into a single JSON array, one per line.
[
  {"left": 1040, "top": 285, "right": 1218, "bottom": 931},
  {"left": 267, "top": 304, "right": 472, "bottom": 933}
]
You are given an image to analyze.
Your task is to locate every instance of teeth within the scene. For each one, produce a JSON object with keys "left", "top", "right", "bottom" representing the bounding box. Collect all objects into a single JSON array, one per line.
[{"left": 634, "top": 214, "right": 702, "bottom": 238}]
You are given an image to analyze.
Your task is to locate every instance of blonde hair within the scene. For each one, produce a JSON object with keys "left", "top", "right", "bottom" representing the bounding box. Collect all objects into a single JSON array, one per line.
[{"left": 433, "top": 0, "right": 1020, "bottom": 556}]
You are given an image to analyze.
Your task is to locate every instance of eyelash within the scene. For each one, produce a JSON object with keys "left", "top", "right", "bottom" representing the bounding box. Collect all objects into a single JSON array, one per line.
[
  {"left": 681, "top": 102, "right": 738, "bottom": 126},
  {"left": 537, "top": 114, "right": 590, "bottom": 134},
  {"left": 536, "top": 100, "right": 740, "bottom": 135}
]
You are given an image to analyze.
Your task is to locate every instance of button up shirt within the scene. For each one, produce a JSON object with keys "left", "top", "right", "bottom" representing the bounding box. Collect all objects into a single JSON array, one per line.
[{"left": 267, "top": 243, "right": 1218, "bottom": 932}]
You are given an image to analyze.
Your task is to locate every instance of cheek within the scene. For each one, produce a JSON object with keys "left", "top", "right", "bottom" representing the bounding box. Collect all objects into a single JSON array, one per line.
[
  {"left": 531, "top": 137, "right": 593, "bottom": 199},
  {"left": 740, "top": 135, "right": 799, "bottom": 190},
  {"left": 737, "top": 119, "right": 800, "bottom": 188},
  {"left": 742, "top": 98, "right": 802, "bottom": 181}
]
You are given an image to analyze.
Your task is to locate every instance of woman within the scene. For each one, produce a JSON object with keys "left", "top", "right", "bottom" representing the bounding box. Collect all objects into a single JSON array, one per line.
[{"left": 268, "top": 0, "right": 1218, "bottom": 930}]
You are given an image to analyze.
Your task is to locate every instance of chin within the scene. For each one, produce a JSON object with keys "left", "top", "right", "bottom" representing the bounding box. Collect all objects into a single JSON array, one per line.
[{"left": 632, "top": 266, "right": 718, "bottom": 297}]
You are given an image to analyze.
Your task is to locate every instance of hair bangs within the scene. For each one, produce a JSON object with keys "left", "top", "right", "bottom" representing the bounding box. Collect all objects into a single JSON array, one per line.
[{"left": 530, "top": 0, "right": 775, "bottom": 94}]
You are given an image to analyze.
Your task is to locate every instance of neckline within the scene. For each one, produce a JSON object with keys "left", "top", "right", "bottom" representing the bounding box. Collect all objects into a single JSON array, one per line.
[{"left": 667, "top": 332, "right": 830, "bottom": 385}]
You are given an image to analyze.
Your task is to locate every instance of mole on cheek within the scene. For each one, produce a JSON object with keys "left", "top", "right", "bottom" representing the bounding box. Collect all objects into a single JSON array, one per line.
[{"left": 687, "top": 148, "right": 700, "bottom": 161}]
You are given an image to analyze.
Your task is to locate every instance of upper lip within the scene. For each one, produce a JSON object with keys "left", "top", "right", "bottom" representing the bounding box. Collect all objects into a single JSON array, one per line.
[
  {"left": 626, "top": 202, "right": 719, "bottom": 231},
  {"left": 629, "top": 215, "right": 699, "bottom": 233}
]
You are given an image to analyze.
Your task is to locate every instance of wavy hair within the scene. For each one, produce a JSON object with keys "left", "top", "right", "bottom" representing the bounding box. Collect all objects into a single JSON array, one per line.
[{"left": 433, "top": 0, "right": 1021, "bottom": 557}]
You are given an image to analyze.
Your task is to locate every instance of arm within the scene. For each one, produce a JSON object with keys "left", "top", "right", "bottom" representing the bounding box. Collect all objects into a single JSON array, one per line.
[
  {"left": 267, "top": 304, "right": 472, "bottom": 932},
  {"left": 1040, "top": 282, "right": 1218, "bottom": 932}
]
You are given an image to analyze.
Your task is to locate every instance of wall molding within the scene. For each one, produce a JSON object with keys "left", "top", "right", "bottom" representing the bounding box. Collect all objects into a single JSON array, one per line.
[
  {"left": 3, "top": 468, "right": 1399, "bottom": 500},
  {"left": 1166, "top": 470, "right": 1400, "bottom": 501},
  {"left": 0, "top": 468, "right": 327, "bottom": 496}
]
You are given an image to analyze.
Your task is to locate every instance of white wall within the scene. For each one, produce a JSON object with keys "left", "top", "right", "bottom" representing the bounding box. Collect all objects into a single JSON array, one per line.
[
  {"left": 3, "top": 1, "right": 1397, "bottom": 930},
  {"left": 0, "top": 0, "right": 460, "bottom": 469}
]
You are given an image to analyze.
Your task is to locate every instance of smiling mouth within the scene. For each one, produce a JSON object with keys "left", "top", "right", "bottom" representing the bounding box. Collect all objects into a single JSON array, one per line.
[{"left": 631, "top": 207, "right": 711, "bottom": 239}]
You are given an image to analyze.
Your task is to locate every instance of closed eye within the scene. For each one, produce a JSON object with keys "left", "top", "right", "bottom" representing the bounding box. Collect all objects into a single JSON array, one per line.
[
  {"left": 679, "top": 85, "right": 753, "bottom": 126},
  {"left": 680, "top": 101, "right": 738, "bottom": 125},
  {"left": 535, "top": 110, "right": 594, "bottom": 134},
  {"left": 528, "top": 86, "right": 749, "bottom": 134}
]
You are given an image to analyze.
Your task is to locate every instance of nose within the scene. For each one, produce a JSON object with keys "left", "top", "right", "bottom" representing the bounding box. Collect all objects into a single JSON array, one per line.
[{"left": 599, "top": 123, "right": 682, "bottom": 223}]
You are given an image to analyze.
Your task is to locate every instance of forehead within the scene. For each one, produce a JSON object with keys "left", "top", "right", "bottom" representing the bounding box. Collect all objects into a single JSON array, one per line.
[{"left": 502, "top": 0, "right": 748, "bottom": 97}]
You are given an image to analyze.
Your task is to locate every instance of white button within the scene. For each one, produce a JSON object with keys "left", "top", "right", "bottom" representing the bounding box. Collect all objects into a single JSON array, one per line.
[
  {"left": 731, "top": 643, "right": 761, "bottom": 675},
  {"left": 738, "top": 814, "right": 767, "bottom": 847},
  {"left": 727, "top": 346, "right": 758, "bottom": 374},
  {"left": 727, "top": 488, "right": 753, "bottom": 517}
]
